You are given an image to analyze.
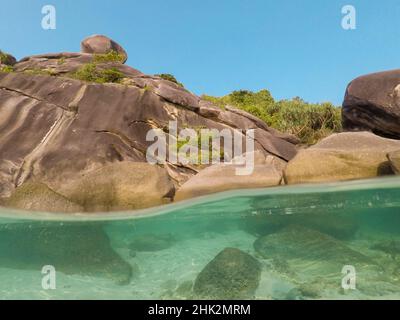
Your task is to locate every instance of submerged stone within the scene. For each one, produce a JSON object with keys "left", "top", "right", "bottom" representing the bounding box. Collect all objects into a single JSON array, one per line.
[
  {"left": 0, "top": 223, "right": 133, "bottom": 285},
  {"left": 243, "top": 211, "right": 358, "bottom": 240},
  {"left": 193, "top": 248, "right": 261, "bottom": 299},
  {"left": 129, "top": 234, "right": 175, "bottom": 252},
  {"left": 254, "top": 225, "right": 371, "bottom": 265},
  {"left": 371, "top": 240, "right": 400, "bottom": 260}
]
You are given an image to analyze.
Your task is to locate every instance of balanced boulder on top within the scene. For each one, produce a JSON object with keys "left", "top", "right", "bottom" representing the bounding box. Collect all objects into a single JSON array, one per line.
[{"left": 81, "top": 34, "right": 128, "bottom": 63}]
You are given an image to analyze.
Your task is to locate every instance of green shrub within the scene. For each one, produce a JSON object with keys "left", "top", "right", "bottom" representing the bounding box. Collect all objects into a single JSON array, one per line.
[
  {"left": 71, "top": 63, "right": 124, "bottom": 84},
  {"left": 155, "top": 74, "right": 184, "bottom": 87},
  {"left": 0, "top": 51, "right": 14, "bottom": 66},
  {"left": 0, "top": 65, "right": 14, "bottom": 73},
  {"left": 93, "top": 50, "right": 125, "bottom": 63},
  {"left": 202, "top": 90, "right": 342, "bottom": 145}
]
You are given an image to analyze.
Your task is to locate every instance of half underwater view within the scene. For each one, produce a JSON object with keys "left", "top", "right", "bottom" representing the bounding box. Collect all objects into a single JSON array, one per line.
[
  {"left": 1, "top": 177, "right": 400, "bottom": 300},
  {"left": 2, "top": 0, "right": 400, "bottom": 304}
]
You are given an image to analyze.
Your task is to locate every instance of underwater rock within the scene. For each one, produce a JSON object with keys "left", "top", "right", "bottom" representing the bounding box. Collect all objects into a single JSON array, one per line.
[
  {"left": 129, "top": 234, "right": 175, "bottom": 252},
  {"left": 254, "top": 225, "right": 374, "bottom": 271},
  {"left": 243, "top": 212, "right": 358, "bottom": 240},
  {"left": 4, "top": 182, "right": 83, "bottom": 213},
  {"left": 284, "top": 132, "right": 400, "bottom": 184},
  {"left": 0, "top": 223, "right": 133, "bottom": 285},
  {"left": 193, "top": 248, "right": 261, "bottom": 299},
  {"left": 255, "top": 226, "right": 396, "bottom": 297},
  {"left": 371, "top": 240, "right": 400, "bottom": 260},
  {"left": 388, "top": 151, "right": 400, "bottom": 174}
]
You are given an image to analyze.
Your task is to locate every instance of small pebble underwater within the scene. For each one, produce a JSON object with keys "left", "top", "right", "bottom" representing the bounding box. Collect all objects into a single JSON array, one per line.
[{"left": 1, "top": 177, "right": 400, "bottom": 300}]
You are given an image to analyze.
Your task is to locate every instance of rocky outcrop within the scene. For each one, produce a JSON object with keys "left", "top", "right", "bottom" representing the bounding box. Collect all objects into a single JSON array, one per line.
[
  {"left": 0, "top": 36, "right": 299, "bottom": 212},
  {"left": 175, "top": 152, "right": 285, "bottom": 201},
  {"left": 193, "top": 248, "right": 261, "bottom": 299},
  {"left": 284, "top": 132, "right": 400, "bottom": 184},
  {"left": 0, "top": 224, "right": 134, "bottom": 285},
  {"left": 81, "top": 35, "right": 128, "bottom": 63},
  {"left": 388, "top": 151, "right": 400, "bottom": 174},
  {"left": 342, "top": 69, "right": 400, "bottom": 139}
]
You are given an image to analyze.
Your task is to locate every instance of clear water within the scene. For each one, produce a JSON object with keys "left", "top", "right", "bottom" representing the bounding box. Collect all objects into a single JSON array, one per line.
[{"left": 1, "top": 177, "right": 400, "bottom": 300}]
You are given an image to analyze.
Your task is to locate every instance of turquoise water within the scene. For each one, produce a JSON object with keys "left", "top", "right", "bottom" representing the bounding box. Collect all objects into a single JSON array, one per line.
[{"left": 1, "top": 177, "right": 400, "bottom": 300}]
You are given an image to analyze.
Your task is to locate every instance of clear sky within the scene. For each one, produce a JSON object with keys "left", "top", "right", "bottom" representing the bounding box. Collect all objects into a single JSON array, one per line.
[{"left": 1, "top": 0, "right": 400, "bottom": 105}]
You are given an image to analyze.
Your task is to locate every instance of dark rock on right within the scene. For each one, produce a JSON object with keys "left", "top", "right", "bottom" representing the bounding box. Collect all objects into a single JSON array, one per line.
[
  {"left": 342, "top": 69, "right": 400, "bottom": 139},
  {"left": 193, "top": 248, "right": 261, "bottom": 299}
]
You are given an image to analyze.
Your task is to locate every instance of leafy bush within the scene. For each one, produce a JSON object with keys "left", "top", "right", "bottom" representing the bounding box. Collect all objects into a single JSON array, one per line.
[
  {"left": 156, "top": 74, "right": 184, "bottom": 87},
  {"left": 0, "top": 65, "right": 14, "bottom": 73},
  {"left": 202, "top": 90, "right": 342, "bottom": 145},
  {"left": 72, "top": 63, "right": 124, "bottom": 84},
  {"left": 93, "top": 50, "right": 125, "bottom": 63},
  {"left": 0, "top": 51, "right": 14, "bottom": 66}
]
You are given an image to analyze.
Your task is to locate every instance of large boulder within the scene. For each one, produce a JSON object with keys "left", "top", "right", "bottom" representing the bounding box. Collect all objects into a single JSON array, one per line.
[
  {"left": 81, "top": 35, "right": 128, "bottom": 63},
  {"left": 193, "top": 248, "right": 261, "bottom": 299},
  {"left": 284, "top": 132, "right": 400, "bottom": 184},
  {"left": 175, "top": 153, "right": 285, "bottom": 201},
  {"left": 4, "top": 182, "right": 83, "bottom": 213},
  {"left": 0, "top": 37, "right": 298, "bottom": 212},
  {"left": 56, "top": 162, "right": 175, "bottom": 212},
  {"left": 388, "top": 151, "right": 400, "bottom": 174},
  {"left": 342, "top": 69, "right": 400, "bottom": 139}
]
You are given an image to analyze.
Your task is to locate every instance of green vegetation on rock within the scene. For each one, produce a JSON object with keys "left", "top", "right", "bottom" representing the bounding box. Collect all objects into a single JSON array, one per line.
[
  {"left": 93, "top": 50, "right": 126, "bottom": 63},
  {"left": 156, "top": 73, "right": 184, "bottom": 87},
  {"left": 203, "top": 90, "right": 342, "bottom": 145},
  {"left": 0, "top": 65, "right": 14, "bottom": 73},
  {"left": 71, "top": 63, "right": 124, "bottom": 84}
]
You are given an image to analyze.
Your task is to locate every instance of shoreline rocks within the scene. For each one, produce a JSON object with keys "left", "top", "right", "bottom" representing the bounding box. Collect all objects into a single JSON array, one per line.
[{"left": 284, "top": 132, "right": 400, "bottom": 184}]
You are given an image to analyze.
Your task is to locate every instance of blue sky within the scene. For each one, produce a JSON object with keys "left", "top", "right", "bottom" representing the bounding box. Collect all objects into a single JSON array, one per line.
[{"left": 1, "top": 0, "right": 400, "bottom": 105}]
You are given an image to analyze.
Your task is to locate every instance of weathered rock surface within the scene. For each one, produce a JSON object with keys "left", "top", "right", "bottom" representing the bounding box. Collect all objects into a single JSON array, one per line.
[
  {"left": 342, "top": 69, "right": 400, "bottom": 139},
  {"left": 388, "top": 151, "right": 400, "bottom": 174},
  {"left": 0, "top": 37, "right": 298, "bottom": 212},
  {"left": 81, "top": 34, "right": 128, "bottom": 63},
  {"left": 58, "top": 162, "right": 175, "bottom": 212},
  {"left": 4, "top": 182, "right": 83, "bottom": 213},
  {"left": 175, "top": 152, "right": 285, "bottom": 201},
  {"left": 0, "top": 223, "right": 134, "bottom": 285},
  {"left": 193, "top": 248, "right": 261, "bottom": 299},
  {"left": 284, "top": 132, "right": 400, "bottom": 184}
]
